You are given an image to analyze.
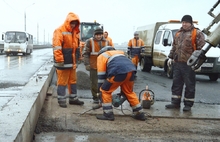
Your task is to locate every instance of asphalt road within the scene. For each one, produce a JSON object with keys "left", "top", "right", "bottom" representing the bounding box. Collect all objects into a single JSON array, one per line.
[
  {"left": 0, "top": 47, "right": 219, "bottom": 104},
  {"left": 136, "top": 66, "right": 220, "bottom": 105},
  {"left": 0, "top": 48, "right": 53, "bottom": 90},
  {"left": 0, "top": 48, "right": 219, "bottom": 141}
]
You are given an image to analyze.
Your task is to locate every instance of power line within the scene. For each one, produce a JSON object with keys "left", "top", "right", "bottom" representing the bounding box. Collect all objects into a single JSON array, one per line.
[{"left": 1, "top": 0, "right": 22, "bottom": 15}]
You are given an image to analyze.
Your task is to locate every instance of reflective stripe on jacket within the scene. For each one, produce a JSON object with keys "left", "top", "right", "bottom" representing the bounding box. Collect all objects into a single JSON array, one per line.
[
  {"left": 52, "top": 12, "right": 80, "bottom": 69},
  {"left": 97, "top": 50, "right": 136, "bottom": 88},
  {"left": 84, "top": 38, "right": 112, "bottom": 69},
  {"left": 128, "top": 38, "right": 144, "bottom": 56}
]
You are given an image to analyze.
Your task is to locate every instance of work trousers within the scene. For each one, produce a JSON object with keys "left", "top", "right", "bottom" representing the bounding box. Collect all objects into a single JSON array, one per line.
[
  {"left": 131, "top": 55, "right": 139, "bottom": 69},
  {"left": 90, "top": 68, "right": 98, "bottom": 100},
  {"left": 171, "top": 62, "right": 196, "bottom": 107},
  {"left": 56, "top": 68, "right": 78, "bottom": 102},
  {"left": 100, "top": 72, "right": 142, "bottom": 114}
]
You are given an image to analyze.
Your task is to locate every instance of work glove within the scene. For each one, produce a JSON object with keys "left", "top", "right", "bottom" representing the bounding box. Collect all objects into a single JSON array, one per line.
[
  {"left": 56, "top": 62, "right": 64, "bottom": 67},
  {"left": 85, "top": 65, "right": 90, "bottom": 71},
  {"left": 167, "top": 58, "right": 173, "bottom": 67}
]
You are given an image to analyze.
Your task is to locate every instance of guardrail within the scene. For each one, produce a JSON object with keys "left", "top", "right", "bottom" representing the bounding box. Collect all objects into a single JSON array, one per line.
[{"left": 0, "top": 43, "right": 52, "bottom": 53}]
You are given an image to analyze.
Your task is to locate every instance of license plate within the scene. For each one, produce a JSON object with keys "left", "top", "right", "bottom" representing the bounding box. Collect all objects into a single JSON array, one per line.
[{"left": 201, "top": 63, "right": 213, "bottom": 67}]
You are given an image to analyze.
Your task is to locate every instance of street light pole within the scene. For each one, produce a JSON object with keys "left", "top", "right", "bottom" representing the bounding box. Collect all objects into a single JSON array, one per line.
[
  {"left": 37, "top": 23, "right": 39, "bottom": 44},
  {"left": 24, "top": 3, "right": 35, "bottom": 31}
]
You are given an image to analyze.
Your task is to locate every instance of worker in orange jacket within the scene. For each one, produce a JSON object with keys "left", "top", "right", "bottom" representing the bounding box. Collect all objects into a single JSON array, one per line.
[
  {"left": 103, "top": 31, "right": 114, "bottom": 47},
  {"left": 83, "top": 27, "right": 113, "bottom": 104},
  {"left": 127, "top": 31, "right": 144, "bottom": 70},
  {"left": 52, "top": 12, "right": 84, "bottom": 108},
  {"left": 96, "top": 46, "right": 146, "bottom": 121}
]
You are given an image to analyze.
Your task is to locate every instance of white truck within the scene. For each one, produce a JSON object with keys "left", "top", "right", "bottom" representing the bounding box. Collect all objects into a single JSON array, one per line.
[{"left": 137, "top": 21, "right": 220, "bottom": 81}]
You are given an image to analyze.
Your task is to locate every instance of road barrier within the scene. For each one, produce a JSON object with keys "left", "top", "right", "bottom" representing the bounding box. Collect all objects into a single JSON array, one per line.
[{"left": 0, "top": 44, "right": 52, "bottom": 53}]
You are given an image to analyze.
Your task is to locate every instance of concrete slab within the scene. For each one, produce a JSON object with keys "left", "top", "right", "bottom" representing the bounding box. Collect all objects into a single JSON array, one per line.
[{"left": 0, "top": 59, "right": 55, "bottom": 142}]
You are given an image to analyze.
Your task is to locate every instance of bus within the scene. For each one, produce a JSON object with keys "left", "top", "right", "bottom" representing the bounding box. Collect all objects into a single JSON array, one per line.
[{"left": 2, "top": 31, "right": 33, "bottom": 56}]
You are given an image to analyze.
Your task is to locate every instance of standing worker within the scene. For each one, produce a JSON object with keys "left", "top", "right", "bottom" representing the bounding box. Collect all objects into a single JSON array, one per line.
[
  {"left": 165, "top": 15, "right": 205, "bottom": 111},
  {"left": 96, "top": 46, "right": 146, "bottom": 121},
  {"left": 52, "top": 12, "right": 84, "bottom": 108},
  {"left": 127, "top": 31, "right": 144, "bottom": 71},
  {"left": 103, "top": 31, "right": 114, "bottom": 47},
  {"left": 83, "top": 27, "right": 113, "bottom": 104}
]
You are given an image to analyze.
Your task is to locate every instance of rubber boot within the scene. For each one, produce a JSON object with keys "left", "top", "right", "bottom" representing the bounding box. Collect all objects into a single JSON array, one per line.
[
  {"left": 132, "top": 112, "right": 146, "bottom": 121},
  {"left": 183, "top": 105, "right": 191, "bottom": 111},
  {"left": 96, "top": 112, "right": 115, "bottom": 121},
  {"left": 58, "top": 99, "right": 67, "bottom": 108}
]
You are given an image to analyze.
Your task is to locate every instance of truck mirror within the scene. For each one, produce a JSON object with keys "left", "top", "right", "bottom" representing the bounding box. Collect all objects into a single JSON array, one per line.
[
  {"left": 2, "top": 34, "right": 4, "bottom": 40},
  {"left": 26, "top": 37, "right": 29, "bottom": 41},
  {"left": 163, "top": 39, "right": 168, "bottom": 46}
]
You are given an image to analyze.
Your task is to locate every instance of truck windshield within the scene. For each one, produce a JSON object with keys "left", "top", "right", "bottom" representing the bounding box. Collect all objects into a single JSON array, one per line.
[
  {"left": 81, "top": 24, "right": 101, "bottom": 40},
  {"left": 5, "top": 32, "right": 26, "bottom": 43}
]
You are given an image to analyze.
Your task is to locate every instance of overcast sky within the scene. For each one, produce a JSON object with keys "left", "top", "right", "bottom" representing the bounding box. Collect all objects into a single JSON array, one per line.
[{"left": 0, "top": 0, "right": 218, "bottom": 44}]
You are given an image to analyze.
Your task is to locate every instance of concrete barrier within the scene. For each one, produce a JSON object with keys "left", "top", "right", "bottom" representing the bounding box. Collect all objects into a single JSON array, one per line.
[
  {"left": 0, "top": 43, "right": 52, "bottom": 50},
  {"left": 0, "top": 58, "right": 55, "bottom": 142}
]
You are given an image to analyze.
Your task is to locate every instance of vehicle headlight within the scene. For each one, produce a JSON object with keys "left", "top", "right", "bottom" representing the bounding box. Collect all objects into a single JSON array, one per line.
[{"left": 218, "top": 57, "right": 220, "bottom": 62}]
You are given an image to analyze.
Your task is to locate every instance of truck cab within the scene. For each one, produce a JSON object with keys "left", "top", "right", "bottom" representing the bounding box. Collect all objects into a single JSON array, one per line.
[{"left": 153, "top": 24, "right": 179, "bottom": 69}]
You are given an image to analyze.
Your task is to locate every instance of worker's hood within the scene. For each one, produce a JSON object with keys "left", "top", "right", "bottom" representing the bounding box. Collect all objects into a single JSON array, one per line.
[{"left": 64, "top": 12, "right": 80, "bottom": 33}]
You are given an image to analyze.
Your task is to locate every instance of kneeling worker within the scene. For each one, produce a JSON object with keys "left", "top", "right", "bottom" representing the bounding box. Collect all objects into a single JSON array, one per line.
[{"left": 96, "top": 46, "right": 146, "bottom": 121}]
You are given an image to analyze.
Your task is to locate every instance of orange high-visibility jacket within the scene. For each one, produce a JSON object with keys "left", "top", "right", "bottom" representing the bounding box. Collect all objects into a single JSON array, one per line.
[
  {"left": 97, "top": 50, "right": 136, "bottom": 91},
  {"left": 128, "top": 38, "right": 144, "bottom": 56},
  {"left": 84, "top": 38, "right": 112, "bottom": 69},
  {"left": 52, "top": 12, "right": 80, "bottom": 69},
  {"left": 106, "top": 37, "right": 114, "bottom": 47}
]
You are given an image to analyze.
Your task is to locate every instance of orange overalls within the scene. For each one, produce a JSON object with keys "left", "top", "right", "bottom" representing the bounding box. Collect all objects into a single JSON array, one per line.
[
  {"left": 52, "top": 12, "right": 80, "bottom": 103},
  {"left": 128, "top": 38, "right": 144, "bottom": 68},
  {"left": 97, "top": 50, "right": 143, "bottom": 114}
]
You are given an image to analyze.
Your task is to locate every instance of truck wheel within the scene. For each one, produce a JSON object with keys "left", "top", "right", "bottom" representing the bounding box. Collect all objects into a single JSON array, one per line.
[
  {"left": 25, "top": 49, "right": 30, "bottom": 55},
  {"left": 166, "top": 65, "right": 173, "bottom": 79},
  {"left": 209, "top": 74, "right": 218, "bottom": 81},
  {"left": 140, "top": 58, "right": 151, "bottom": 72}
]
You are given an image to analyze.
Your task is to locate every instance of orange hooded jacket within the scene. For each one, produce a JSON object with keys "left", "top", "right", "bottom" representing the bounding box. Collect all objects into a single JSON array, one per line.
[{"left": 53, "top": 12, "right": 80, "bottom": 69}]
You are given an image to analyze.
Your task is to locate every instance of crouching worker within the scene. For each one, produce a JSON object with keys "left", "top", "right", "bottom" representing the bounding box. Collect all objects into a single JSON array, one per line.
[{"left": 96, "top": 46, "right": 146, "bottom": 121}]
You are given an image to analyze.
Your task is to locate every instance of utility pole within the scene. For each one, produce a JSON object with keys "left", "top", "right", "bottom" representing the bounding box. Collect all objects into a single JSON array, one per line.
[{"left": 24, "top": 3, "right": 35, "bottom": 31}]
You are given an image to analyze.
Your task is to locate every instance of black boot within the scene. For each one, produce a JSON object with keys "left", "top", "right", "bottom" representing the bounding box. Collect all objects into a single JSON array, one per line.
[
  {"left": 132, "top": 112, "right": 146, "bottom": 121},
  {"left": 96, "top": 112, "right": 115, "bottom": 121},
  {"left": 183, "top": 105, "right": 191, "bottom": 111},
  {"left": 69, "top": 99, "right": 84, "bottom": 105},
  {"left": 93, "top": 98, "right": 99, "bottom": 104},
  {"left": 58, "top": 100, "right": 67, "bottom": 108}
]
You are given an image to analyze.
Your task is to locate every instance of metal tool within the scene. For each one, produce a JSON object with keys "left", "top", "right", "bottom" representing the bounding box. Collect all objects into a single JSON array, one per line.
[{"left": 187, "top": 0, "right": 220, "bottom": 70}]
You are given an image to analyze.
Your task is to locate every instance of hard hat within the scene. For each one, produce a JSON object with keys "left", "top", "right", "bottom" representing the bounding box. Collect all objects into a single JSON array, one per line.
[
  {"left": 134, "top": 31, "right": 139, "bottom": 35},
  {"left": 98, "top": 46, "right": 115, "bottom": 56}
]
